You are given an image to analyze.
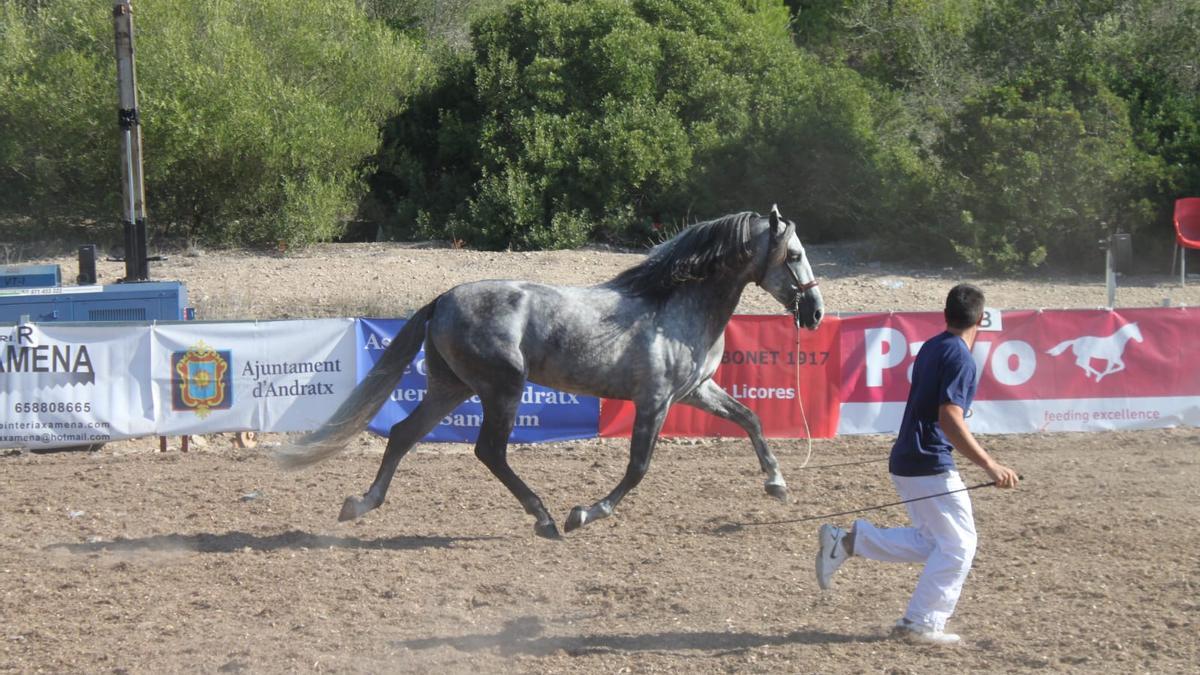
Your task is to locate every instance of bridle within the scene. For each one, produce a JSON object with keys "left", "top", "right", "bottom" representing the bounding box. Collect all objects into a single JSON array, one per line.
[
  {"left": 789, "top": 268, "right": 821, "bottom": 294},
  {"left": 759, "top": 218, "right": 820, "bottom": 295}
]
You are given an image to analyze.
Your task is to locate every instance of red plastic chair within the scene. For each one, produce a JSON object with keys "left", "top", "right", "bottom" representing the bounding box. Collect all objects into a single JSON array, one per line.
[{"left": 1174, "top": 198, "right": 1200, "bottom": 286}]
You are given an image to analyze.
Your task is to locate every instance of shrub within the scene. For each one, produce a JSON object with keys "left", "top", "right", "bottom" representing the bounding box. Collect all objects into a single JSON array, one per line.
[
  {"left": 933, "top": 80, "right": 1163, "bottom": 273},
  {"left": 0, "top": 0, "right": 431, "bottom": 247},
  {"left": 375, "top": 0, "right": 910, "bottom": 248}
]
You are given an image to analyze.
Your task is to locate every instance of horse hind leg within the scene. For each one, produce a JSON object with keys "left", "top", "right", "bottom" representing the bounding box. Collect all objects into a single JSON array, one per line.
[
  {"left": 678, "top": 379, "right": 787, "bottom": 501},
  {"left": 1095, "top": 359, "right": 1125, "bottom": 383},
  {"left": 1076, "top": 356, "right": 1101, "bottom": 381},
  {"left": 339, "top": 367, "right": 471, "bottom": 522}
]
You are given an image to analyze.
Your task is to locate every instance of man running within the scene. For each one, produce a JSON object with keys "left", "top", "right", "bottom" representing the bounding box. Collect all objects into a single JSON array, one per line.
[{"left": 816, "top": 283, "right": 1019, "bottom": 645}]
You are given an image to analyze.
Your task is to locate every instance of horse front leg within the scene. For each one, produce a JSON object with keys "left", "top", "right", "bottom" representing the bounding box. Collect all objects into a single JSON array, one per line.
[
  {"left": 564, "top": 400, "right": 669, "bottom": 533},
  {"left": 678, "top": 379, "right": 788, "bottom": 502},
  {"left": 473, "top": 391, "right": 562, "bottom": 540}
]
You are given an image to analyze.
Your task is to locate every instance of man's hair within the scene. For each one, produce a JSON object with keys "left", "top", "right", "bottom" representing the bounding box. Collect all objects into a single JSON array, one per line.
[{"left": 944, "top": 283, "right": 985, "bottom": 329}]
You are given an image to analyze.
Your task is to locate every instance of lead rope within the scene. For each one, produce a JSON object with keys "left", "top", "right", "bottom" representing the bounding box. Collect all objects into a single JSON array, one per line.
[
  {"left": 737, "top": 479, "right": 1007, "bottom": 527},
  {"left": 794, "top": 328, "right": 815, "bottom": 468},
  {"left": 790, "top": 308, "right": 886, "bottom": 471}
]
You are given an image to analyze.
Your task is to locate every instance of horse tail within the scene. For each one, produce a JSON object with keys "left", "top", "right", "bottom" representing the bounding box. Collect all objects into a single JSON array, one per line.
[
  {"left": 1046, "top": 338, "right": 1074, "bottom": 356},
  {"left": 276, "top": 299, "right": 438, "bottom": 470}
]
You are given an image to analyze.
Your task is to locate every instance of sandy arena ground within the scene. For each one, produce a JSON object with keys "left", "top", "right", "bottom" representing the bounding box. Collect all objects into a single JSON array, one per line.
[{"left": 2, "top": 239, "right": 1198, "bottom": 673}]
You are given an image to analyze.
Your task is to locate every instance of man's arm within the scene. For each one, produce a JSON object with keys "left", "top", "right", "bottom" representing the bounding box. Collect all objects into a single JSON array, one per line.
[{"left": 939, "top": 403, "right": 1019, "bottom": 488}]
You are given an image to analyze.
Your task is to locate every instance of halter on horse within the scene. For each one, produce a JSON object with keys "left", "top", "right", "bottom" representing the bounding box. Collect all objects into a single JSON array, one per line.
[{"left": 278, "top": 206, "right": 824, "bottom": 538}]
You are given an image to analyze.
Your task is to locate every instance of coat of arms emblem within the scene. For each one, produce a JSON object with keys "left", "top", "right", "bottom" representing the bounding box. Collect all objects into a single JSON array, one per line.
[{"left": 171, "top": 340, "right": 232, "bottom": 417}]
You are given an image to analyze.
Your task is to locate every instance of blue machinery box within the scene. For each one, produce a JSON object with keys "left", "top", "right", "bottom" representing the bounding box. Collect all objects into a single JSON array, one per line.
[
  {"left": 0, "top": 264, "right": 61, "bottom": 289},
  {"left": 0, "top": 281, "right": 188, "bottom": 323}
]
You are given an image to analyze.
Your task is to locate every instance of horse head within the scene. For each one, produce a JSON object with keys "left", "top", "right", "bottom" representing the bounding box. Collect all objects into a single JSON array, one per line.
[
  {"left": 1125, "top": 322, "right": 1144, "bottom": 343},
  {"left": 757, "top": 205, "right": 824, "bottom": 330}
]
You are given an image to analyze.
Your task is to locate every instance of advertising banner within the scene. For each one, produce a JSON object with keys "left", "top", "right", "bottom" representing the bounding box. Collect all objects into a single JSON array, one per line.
[
  {"left": 152, "top": 319, "right": 358, "bottom": 435},
  {"left": 5, "top": 306, "right": 1195, "bottom": 451},
  {"left": 838, "top": 307, "right": 1200, "bottom": 434},
  {"left": 359, "top": 318, "right": 600, "bottom": 443},
  {"left": 0, "top": 323, "right": 154, "bottom": 449},
  {"left": 599, "top": 315, "right": 842, "bottom": 438}
]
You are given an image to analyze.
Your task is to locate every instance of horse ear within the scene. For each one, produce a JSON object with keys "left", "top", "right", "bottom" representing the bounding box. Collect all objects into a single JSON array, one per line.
[{"left": 769, "top": 204, "right": 783, "bottom": 235}]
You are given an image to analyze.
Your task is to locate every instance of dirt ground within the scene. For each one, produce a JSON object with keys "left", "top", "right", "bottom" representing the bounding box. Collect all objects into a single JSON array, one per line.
[
  {"left": 2, "top": 240, "right": 1199, "bottom": 673},
  {"left": 15, "top": 236, "right": 1200, "bottom": 319}
]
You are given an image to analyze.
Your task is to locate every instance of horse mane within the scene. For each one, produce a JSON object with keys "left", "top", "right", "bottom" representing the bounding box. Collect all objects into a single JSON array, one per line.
[{"left": 605, "top": 212, "right": 758, "bottom": 299}]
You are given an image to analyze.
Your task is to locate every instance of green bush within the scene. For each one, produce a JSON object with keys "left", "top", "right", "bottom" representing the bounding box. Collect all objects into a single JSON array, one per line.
[
  {"left": 8, "top": 0, "right": 1194, "bottom": 271},
  {"left": 0, "top": 2, "right": 113, "bottom": 224},
  {"left": 0, "top": 0, "right": 431, "bottom": 247},
  {"left": 789, "top": 0, "right": 1196, "bottom": 272},
  {"left": 375, "top": 0, "right": 912, "bottom": 249},
  {"left": 913, "top": 0, "right": 1174, "bottom": 273},
  {"left": 1095, "top": 0, "right": 1200, "bottom": 204},
  {"left": 929, "top": 78, "right": 1164, "bottom": 273}
]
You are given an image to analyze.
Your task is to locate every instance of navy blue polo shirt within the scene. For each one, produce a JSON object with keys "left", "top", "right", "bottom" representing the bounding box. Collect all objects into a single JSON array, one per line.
[{"left": 889, "top": 330, "right": 977, "bottom": 477}]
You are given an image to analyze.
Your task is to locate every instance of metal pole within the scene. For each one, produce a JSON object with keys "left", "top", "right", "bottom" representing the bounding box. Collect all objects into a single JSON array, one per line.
[
  {"left": 113, "top": 0, "right": 149, "bottom": 281},
  {"left": 1106, "top": 245, "right": 1116, "bottom": 308}
]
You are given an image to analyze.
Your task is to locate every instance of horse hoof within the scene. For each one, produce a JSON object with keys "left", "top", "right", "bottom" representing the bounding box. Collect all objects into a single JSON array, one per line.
[
  {"left": 338, "top": 496, "right": 367, "bottom": 522},
  {"left": 534, "top": 520, "right": 562, "bottom": 540},
  {"left": 564, "top": 506, "right": 588, "bottom": 533},
  {"left": 765, "top": 483, "right": 789, "bottom": 502}
]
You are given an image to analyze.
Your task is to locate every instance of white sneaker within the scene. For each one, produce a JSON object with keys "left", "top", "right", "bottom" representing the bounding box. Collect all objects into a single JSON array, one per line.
[
  {"left": 815, "top": 524, "right": 848, "bottom": 590},
  {"left": 891, "top": 618, "right": 961, "bottom": 646}
]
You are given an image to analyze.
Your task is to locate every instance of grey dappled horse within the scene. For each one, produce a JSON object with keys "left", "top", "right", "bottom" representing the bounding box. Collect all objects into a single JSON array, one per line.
[{"left": 277, "top": 207, "right": 824, "bottom": 539}]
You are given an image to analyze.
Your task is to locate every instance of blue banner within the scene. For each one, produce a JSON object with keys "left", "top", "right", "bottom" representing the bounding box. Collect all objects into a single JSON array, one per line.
[{"left": 357, "top": 318, "right": 600, "bottom": 443}]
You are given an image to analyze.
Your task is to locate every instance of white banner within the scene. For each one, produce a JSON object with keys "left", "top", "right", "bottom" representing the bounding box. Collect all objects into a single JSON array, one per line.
[
  {"left": 0, "top": 323, "right": 155, "bottom": 449},
  {"left": 151, "top": 319, "right": 358, "bottom": 435}
]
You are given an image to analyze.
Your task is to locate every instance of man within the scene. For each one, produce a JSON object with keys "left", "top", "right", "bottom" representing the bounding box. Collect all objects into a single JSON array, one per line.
[{"left": 816, "top": 283, "right": 1019, "bottom": 646}]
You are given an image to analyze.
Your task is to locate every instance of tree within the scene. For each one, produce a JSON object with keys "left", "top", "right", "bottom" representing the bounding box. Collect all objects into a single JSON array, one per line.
[
  {"left": 374, "top": 0, "right": 917, "bottom": 249},
  {"left": 932, "top": 78, "right": 1163, "bottom": 272},
  {"left": 0, "top": 0, "right": 431, "bottom": 246},
  {"left": 1096, "top": 0, "right": 1200, "bottom": 201}
]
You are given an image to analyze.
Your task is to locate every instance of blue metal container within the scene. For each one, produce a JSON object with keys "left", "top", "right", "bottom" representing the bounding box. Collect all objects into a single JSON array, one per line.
[
  {"left": 0, "top": 281, "right": 188, "bottom": 323},
  {"left": 0, "top": 264, "right": 61, "bottom": 289}
]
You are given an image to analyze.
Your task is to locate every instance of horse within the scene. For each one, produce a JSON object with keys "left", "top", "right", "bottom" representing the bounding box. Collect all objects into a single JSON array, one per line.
[
  {"left": 1046, "top": 322, "right": 1143, "bottom": 383},
  {"left": 277, "top": 206, "right": 824, "bottom": 539}
]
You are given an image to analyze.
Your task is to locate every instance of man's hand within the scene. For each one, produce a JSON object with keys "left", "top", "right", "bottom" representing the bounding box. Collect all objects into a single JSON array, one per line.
[
  {"left": 986, "top": 463, "right": 1020, "bottom": 489},
  {"left": 939, "top": 403, "right": 1019, "bottom": 489}
]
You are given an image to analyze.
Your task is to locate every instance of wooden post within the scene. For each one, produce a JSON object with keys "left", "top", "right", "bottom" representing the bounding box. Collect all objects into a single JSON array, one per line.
[
  {"left": 158, "top": 436, "right": 190, "bottom": 452},
  {"left": 113, "top": 0, "right": 149, "bottom": 281}
]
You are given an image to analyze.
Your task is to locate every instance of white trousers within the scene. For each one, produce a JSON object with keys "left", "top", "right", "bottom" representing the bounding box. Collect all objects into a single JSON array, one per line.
[{"left": 852, "top": 471, "right": 977, "bottom": 632}]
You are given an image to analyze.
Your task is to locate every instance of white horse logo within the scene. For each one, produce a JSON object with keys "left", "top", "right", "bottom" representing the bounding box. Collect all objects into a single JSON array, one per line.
[{"left": 1046, "top": 322, "right": 1144, "bottom": 383}]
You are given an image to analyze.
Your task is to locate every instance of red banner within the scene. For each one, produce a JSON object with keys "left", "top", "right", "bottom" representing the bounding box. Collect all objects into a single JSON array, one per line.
[
  {"left": 838, "top": 307, "right": 1200, "bottom": 433},
  {"left": 599, "top": 315, "right": 841, "bottom": 438}
]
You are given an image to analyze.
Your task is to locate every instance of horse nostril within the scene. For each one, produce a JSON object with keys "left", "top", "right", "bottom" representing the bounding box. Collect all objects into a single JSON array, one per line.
[{"left": 814, "top": 309, "right": 824, "bottom": 323}]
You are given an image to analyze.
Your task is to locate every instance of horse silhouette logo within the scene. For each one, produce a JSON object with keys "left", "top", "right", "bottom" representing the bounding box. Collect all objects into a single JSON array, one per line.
[{"left": 1046, "top": 322, "right": 1143, "bottom": 383}]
